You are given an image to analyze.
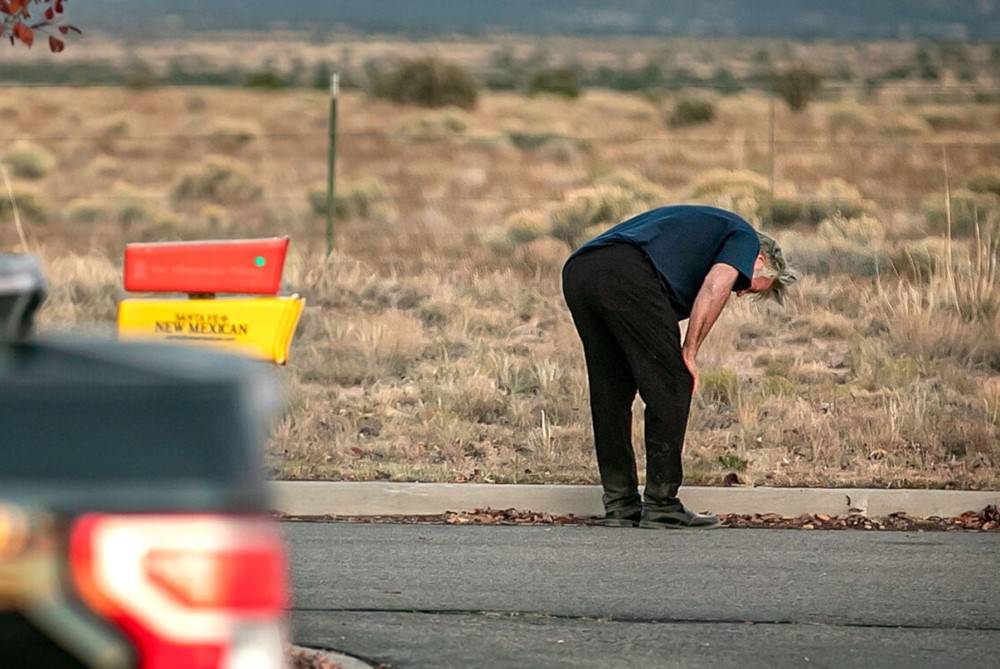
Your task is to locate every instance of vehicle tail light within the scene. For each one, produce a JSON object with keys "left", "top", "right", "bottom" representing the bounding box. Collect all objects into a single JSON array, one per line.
[{"left": 70, "top": 515, "right": 289, "bottom": 669}]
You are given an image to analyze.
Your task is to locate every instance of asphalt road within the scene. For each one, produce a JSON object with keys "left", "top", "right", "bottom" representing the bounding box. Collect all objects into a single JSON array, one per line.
[{"left": 286, "top": 523, "right": 1000, "bottom": 669}]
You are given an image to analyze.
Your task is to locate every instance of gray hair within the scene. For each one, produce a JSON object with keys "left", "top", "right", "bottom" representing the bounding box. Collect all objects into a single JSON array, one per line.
[{"left": 755, "top": 231, "right": 798, "bottom": 305}]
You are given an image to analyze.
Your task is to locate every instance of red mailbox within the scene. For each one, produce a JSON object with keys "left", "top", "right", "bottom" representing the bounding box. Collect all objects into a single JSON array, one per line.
[{"left": 124, "top": 237, "right": 289, "bottom": 295}]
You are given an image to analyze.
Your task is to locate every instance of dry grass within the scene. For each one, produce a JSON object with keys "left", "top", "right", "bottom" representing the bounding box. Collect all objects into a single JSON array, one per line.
[{"left": 5, "top": 37, "right": 1000, "bottom": 491}]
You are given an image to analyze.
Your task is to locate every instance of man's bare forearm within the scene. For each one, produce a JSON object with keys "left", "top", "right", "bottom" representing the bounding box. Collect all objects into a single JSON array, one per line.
[{"left": 682, "top": 263, "right": 738, "bottom": 362}]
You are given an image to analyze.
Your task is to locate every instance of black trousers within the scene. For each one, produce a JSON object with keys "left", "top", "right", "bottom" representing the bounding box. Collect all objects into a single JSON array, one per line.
[{"left": 562, "top": 243, "right": 692, "bottom": 512}]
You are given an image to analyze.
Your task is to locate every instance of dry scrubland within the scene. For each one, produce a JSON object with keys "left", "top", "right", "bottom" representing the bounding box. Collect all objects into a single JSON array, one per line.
[{"left": 3, "top": 39, "right": 1000, "bottom": 490}]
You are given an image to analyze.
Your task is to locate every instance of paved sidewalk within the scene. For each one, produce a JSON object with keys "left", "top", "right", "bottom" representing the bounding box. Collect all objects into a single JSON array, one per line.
[{"left": 271, "top": 481, "right": 999, "bottom": 518}]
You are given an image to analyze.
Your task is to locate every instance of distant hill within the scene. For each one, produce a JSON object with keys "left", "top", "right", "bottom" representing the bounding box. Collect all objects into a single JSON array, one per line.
[{"left": 67, "top": 0, "right": 1000, "bottom": 40}]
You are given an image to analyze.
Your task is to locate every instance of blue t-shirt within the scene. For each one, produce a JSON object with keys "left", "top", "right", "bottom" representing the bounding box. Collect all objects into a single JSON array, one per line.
[{"left": 569, "top": 205, "right": 760, "bottom": 319}]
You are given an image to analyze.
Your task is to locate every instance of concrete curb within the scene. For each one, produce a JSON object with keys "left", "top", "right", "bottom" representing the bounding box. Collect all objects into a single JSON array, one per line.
[{"left": 271, "top": 481, "right": 1000, "bottom": 519}]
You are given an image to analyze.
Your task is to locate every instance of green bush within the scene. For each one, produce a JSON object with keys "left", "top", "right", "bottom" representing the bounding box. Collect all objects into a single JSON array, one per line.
[
  {"left": 757, "top": 376, "right": 799, "bottom": 398},
  {"left": 923, "top": 189, "right": 1000, "bottom": 238},
  {"left": 762, "top": 197, "right": 804, "bottom": 227},
  {"left": 699, "top": 368, "right": 740, "bottom": 406},
  {"left": 204, "top": 118, "right": 260, "bottom": 152},
  {"left": 2, "top": 141, "right": 56, "bottom": 179},
  {"left": 110, "top": 182, "right": 157, "bottom": 229},
  {"left": 804, "top": 178, "right": 871, "bottom": 225},
  {"left": 923, "top": 113, "right": 966, "bottom": 131},
  {"left": 967, "top": 169, "right": 1000, "bottom": 198},
  {"left": 528, "top": 67, "right": 580, "bottom": 99},
  {"left": 690, "top": 169, "right": 769, "bottom": 200},
  {"left": 505, "top": 210, "right": 551, "bottom": 245},
  {"left": 65, "top": 198, "right": 106, "bottom": 225},
  {"left": 172, "top": 155, "right": 262, "bottom": 205},
  {"left": 308, "top": 179, "right": 392, "bottom": 221},
  {"left": 0, "top": 187, "right": 48, "bottom": 224},
  {"left": 392, "top": 110, "right": 470, "bottom": 142},
  {"left": 667, "top": 97, "right": 715, "bottom": 128},
  {"left": 688, "top": 169, "right": 776, "bottom": 223},
  {"left": 371, "top": 57, "right": 478, "bottom": 110},
  {"left": 507, "top": 132, "right": 584, "bottom": 162},
  {"left": 716, "top": 452, "right": 749, "bottom": 471},
  {"left": 548, "top": 173, "right": 667, "bottom": 248},
  {"left": 885, "top": 238, "right": 951, "bottom": 282},
  {"left": 245, "top": 70, "right": 286, "bottom": 89},
  {"left": 508, "top": 132, "right": 568, "bottom": 151},
  {"left": 817, "top": 213, "right": 887, "bottom": 277},
  {"left": 772, "top": 64, "right": 822, "bottom": 113}
]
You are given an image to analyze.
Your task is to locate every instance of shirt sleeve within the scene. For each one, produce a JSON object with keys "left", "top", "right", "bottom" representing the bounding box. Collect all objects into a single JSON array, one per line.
[{"left": 714, "top": 229, "right": 760, "bottom": 291}]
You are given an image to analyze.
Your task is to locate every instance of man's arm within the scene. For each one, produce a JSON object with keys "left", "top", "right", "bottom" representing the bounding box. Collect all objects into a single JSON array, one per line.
[{"left": 682, "top": 262, "right": 739, "bottom": 392}]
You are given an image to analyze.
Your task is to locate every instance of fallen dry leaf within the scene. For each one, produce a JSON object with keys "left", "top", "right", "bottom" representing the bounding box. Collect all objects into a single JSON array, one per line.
[{"left": 288, "top": 646, "right": 343, "bottom": 669}]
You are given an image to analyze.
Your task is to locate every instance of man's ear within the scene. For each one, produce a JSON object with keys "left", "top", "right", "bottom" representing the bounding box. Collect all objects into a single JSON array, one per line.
[{"left": 754, "top": 253, "right": 767, "bottom": 273}]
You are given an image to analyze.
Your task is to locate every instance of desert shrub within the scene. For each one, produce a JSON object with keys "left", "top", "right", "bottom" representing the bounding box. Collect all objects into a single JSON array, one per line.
[
  {"left": 967, "top": 168, "right": 1000, "bottom": 198},
  {"left": 201, "top": 204, "right": 230, "bottom": 233},
  {"left": 915, "top": 46, "right": 939, "bottom": 81},
  {"left": 923, "top": 188, "right": 1000, "bottom": 238},
  {"left": 528, "top": 67, "right": 580, "bottom": 99},
  {"left": 65, "top": 198, "right": 106, "bottom": 225},
  {"left": 667, "top": 97, "right": 715, "bottom": 128},
  {"left": 392, "top": 109, "right": 470, "bottom": 142},
  {"left": 245, "top": 70, "right": 286, "bottom": 89},
  {"left": 873, "top": 355, "right": 922, "bottom": 389},
  {"left": 547, "top": 172, "right": 668, "bottom": 248},
  {"left": 173, "top": 156, "right": 261, "bottom": 205},
  {"left": 508, "top": 132, "right": 559, "bottom": 151},
  {"left": 88, "top": 156, "right": 121, "bottom": 180},
  {"left": 879, "top": 118, "right": 925, "bottom": 138},
  {"left": 716, "top": 451, "right": 749, "bottom": 471},
  {"left": 817, "top": 213, "right": 886, "bottom": 276},
  {"left": 923, "top": 112, "right": 966, "bottom": 132},
  {"left": 549, "top": 186, "right": 642, "bottom": 248},
  {"left": 204, "top": 118, "right": 260, "bottom": 152},
  {"left": 699, "top": 368, "right": 740, "bottom": 406},
  {"left": 886, "top": 237, "right": 952, "bottom": 281},
  {"left": 2, "top": 141, "right": 56, "bottom": 179},
  {"left": 507, "top": 132, "right": 585, "bottom": 162},
  {"left": 756, "top": 376, "right": 799, "bottom": 398},
  {"left": 762, "top": 197, "right": 804, "bottom": 227},
  {"left": 828, "top": 109, "right": 871, "bottom": 135},
  {"left": 690, "top": 169, "right": 770, "bottom": 200},
  {"left": 771, "top": 64, "right": 822, "bottom": 113},
  {"left": 185, "top": 92, "right": 208, "bottom": 113},
  {"left": 549, "top": 172, "right": 667, "bottom": 248},
  {"left": 308, "top": 178, "right": 393, "bottom": 221},
  {"left": 110, "top": 182, "right": 157, "bottom": 228},
  {"left": 688, "top": 169, "right": 775, "bottom": 223},
  {"left": 371, "top": 57, "right": 478, "bottom": 110},
  {"left": 709, "top": 67, "right": 743, "bottom": 95},
  {"left": 505, "top": 209, "right": 551, "bottom": 245},
  {"left": 0, "top": 186, "right": 47, "bottom": 224},
  {"left": 123, "top": 58, "right": 157, "bottom": 90},
  {"left": 756, "top": 352, "right": 795, "bottom": 378},
  {"left": 512, "top": 237, "right": 572, "bottom": 276},
  {"left": 805, "top": 178, "right": 871, "bottom": 225}
]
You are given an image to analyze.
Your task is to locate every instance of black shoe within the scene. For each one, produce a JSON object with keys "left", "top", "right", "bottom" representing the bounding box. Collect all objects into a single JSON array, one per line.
[
  {"left": 639, "top": 506, "right": 720, "bottom": 529},
  {"left": 590, "top": 508, "right": 641, "bottom": 528}
]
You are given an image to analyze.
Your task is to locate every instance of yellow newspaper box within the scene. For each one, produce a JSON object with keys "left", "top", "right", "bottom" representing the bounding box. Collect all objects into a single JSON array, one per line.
[
  {"left": 117, "top": 238, "right": 304, "bottom": 365},
  {"left": 118, "top": 296, "right": 304, "bottom": 365}
]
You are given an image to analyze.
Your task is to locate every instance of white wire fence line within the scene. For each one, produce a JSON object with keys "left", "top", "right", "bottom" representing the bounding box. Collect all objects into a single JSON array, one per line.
[{"left": 2, "top": 128, "right": 998, "bottom": 149}]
